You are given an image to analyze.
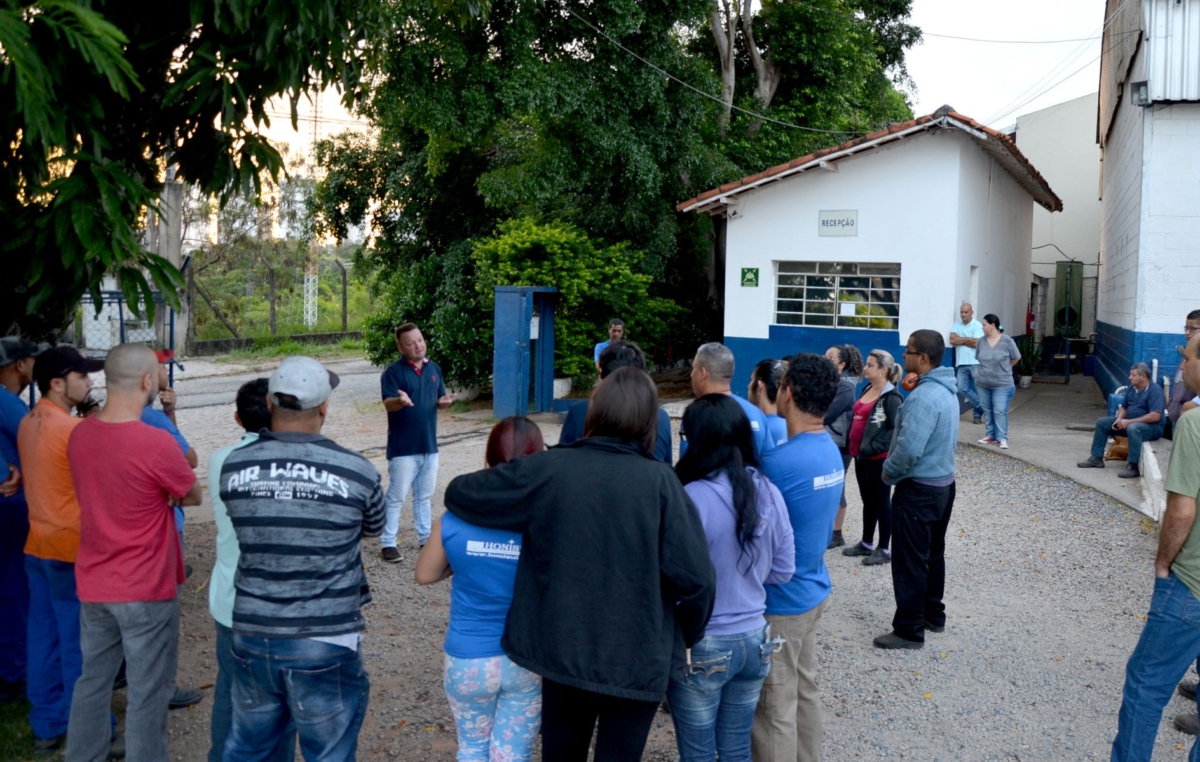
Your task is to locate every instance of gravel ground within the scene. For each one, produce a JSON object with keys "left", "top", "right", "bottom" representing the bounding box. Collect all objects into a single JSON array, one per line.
[{"left": 151, "top": 370, "right": 1197, "bottom": 761}]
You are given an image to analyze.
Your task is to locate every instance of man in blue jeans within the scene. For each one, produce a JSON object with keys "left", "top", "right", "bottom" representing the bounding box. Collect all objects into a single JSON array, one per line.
[
  {"left": 379, "top": 323, "right": 453, "bottom": 562},
  {"left": 221, "top": 357, "right": 384, "bottom": 761},
  {"left": 1078, "top": 363, "right": 1165, "bottom": 479},
  {"left": 1111, "top": 332, "right": 1200, "bottom": 761},
  {"left": 949, "top": 302, "right": 984, "bottom": 424}
]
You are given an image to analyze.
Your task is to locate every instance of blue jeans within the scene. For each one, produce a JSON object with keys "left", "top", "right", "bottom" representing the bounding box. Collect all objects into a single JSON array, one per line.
[
  {"left": 211, "top": 624, "right": 296, "bottom": 762},
  {"left": 383, "top": 454, "right": 439, "bottom": 546},
  {"left": 25, "top": 556, "right": 82, "bottom": 740},
  {"left": 669, "top": 625, "right": 782, "bottom": 762},
  {"left": 443, "top": 652, "right": 542, "bottom": 761},
  {"left": 978, "top": 385, "right": 1016, "bottom": 441},
  {"left": 225, "top": 634, "right": 369, "bottom": 762},
  {"left": 955, "top": 365, "right": 983, "bottom": 418},
  {"left": 1090, "top": 416, "right": 1164, "bottom": 466},
  {"left": 1112, "top": 574, "right": 1200, "bottom": 761}
]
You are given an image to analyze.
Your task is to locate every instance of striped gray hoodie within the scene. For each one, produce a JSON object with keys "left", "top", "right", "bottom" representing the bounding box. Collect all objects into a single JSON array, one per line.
[{"left": 220, "top": 431, "right": 385, "bottom": 638}]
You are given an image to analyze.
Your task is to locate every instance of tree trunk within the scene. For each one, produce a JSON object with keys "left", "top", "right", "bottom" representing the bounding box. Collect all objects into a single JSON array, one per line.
[
  {"left": 739, "top": 1, "right": 781, "bottom": 134},
  {"left": 708, "top": 0, "right": 737, "bottom": 140}
]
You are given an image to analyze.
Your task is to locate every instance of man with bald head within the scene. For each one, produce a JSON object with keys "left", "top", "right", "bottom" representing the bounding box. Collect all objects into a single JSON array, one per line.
[
  {"left": 949, "top": 303, "right": 985, "bottom": 424},
  {"left": 65, "top": 344, "right": 202, "bottom": 762}
]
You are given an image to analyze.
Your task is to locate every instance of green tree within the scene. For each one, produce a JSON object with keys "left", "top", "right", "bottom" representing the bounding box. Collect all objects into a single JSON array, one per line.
[
  {"left": 1, "top": 0, "right": 386, "bottom": 339},
  {"left": 473, "top": 219, "right": 679, "bottom": 379}
]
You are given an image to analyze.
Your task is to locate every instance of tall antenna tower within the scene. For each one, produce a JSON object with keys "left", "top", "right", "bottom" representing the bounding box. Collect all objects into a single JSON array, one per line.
[{"left": 302, "top": 94, "right": 322, "bottom": 330}]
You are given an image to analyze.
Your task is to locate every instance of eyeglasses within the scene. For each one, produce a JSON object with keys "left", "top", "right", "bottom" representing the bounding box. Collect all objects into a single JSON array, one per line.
[{"left": 1186, "top": 325, "right": 1200, "bottom": 336}]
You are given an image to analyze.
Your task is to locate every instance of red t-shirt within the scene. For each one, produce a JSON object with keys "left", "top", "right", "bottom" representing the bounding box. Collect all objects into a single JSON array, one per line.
[{"left": 69, "top": 418, "right": 197, "bottom": 603}]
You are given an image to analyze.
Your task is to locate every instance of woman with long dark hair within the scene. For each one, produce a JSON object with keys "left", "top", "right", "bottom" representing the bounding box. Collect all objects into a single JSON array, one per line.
[
  {"left": 748, "top": 359, "right": 789, "bottom": 447},
  {"left": 669, "top": 395, "right": 795, "bottom": 762},
  {"left": 415, "top": 417, "right": 546, "bottom": 761},
  {"left": 823, "top": 344, "right": 863, "bottom": 549},
  {"left": 443, "top": 367, "right": 716, "bottom": 761},
  {"left": 975, "top": 314, "right": 1021, "bottom": 450},
  {"left": 841, "top": 350, "right": 903, "bottom": 567}
]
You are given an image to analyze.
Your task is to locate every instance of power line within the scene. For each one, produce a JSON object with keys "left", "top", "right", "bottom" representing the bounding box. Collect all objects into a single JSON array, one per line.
[
  {"left": 924, "top": 32, "right": 1100, "bottom": 44},
  {"left": 564, "top": 7, "right": 867, "bottom": 136}
]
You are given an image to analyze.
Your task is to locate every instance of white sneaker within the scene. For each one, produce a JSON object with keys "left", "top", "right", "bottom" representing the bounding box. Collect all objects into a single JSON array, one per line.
[
  {"left": 998, "top": 439, "right": 1009, "bottom": 449},
  {"left": 978, "top": 437, "right": 997, "bottom": 445}
]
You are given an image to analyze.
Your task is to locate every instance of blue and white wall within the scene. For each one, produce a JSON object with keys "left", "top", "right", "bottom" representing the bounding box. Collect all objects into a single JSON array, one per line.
[
  {"left": 1097, "top": 39, "right": 1200, "bottom": 394},
  {"left": 720, "top": 129, "right": 1036, "bottom": 393}
]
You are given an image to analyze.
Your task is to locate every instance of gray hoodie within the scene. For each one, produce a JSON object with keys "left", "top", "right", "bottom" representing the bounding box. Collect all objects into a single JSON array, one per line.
[{"left": 883, "top": 366, "right": 960, "bottom": 484}]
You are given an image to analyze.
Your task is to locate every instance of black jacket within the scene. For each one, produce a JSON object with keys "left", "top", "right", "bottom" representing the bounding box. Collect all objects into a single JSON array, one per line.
[
  {"left": 855, "top": 385, "right": 904, "bottom": 459},
  {"left": 444, "top": 437, "right": 716, "bottom": 701},
  {"left": 824, "top": 376, "right": 859, "bottom": 449}
]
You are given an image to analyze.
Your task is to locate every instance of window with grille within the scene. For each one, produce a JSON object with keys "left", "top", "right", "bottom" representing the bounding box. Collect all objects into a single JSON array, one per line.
[{"left": 774, "top": 262, "right": 901, "bottom": 330}]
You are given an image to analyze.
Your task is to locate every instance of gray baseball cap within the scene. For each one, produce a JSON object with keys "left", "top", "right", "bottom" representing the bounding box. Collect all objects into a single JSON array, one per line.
[
  {"left": 0, "top": 337, "right": 47, "bottom": 369},
  {"left": 268, "top": 356, "right": 341, "bottom": 410}
]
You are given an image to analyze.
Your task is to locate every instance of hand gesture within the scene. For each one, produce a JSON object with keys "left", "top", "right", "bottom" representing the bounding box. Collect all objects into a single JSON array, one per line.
[
  {"left": 0, "top": 464, "right": 21, "bottom": 498},
  {"left": 396, "top": 389, "right": 413, "bottom": 408},
  {"left": 437, "top": 393, "right": 455, "bottom": 409},
  {"left": 159, "top": 387, "right": 177, "bottom": 414}
]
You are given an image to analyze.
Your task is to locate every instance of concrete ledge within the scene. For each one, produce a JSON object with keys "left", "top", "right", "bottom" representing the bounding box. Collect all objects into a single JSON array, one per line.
[{"left": 1140, "top": 439, "right": 1171, "bottom": 521}]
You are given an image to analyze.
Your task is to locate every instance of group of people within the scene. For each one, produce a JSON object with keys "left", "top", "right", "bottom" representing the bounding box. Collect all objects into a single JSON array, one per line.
[
  {"left": 950, "top": 302, "right": 1022, "bottom": 449},
  {"left": 397, "top": 326, "right": 961, "bottom": 762}
]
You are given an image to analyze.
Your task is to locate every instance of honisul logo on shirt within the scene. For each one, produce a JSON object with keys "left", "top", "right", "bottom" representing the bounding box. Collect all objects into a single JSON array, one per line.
[
  {"left": 813, "top": 470, "right": 845, "bottom": 490},
  {"left": 465, "top": 539, "right": 521, "bottom": 560},
  {"left": 225, "top": 462, "right": 350, "bottom": 499}
]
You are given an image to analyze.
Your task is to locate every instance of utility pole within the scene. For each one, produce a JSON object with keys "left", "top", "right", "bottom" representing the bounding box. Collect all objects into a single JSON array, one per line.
[{"left": 302, "top": 94, "right": 322, "bottom": 331}]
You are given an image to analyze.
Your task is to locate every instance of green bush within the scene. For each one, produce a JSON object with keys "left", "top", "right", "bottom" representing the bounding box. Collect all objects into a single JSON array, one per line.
[{"left": 473, "top": 219, "right": 679, "bottom": 379}]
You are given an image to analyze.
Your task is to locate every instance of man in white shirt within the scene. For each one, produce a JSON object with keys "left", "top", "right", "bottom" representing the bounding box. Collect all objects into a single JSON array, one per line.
[{"left": 949, "top": 302, "right": 985, "bottom": 425}]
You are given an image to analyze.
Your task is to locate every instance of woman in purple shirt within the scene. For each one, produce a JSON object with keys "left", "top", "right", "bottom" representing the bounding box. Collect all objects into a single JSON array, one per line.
[{"left": 670, "top": 395, "right": 796, "bottom": 762}]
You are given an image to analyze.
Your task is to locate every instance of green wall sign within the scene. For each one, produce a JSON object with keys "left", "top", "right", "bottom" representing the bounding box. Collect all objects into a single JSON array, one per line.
[{"left": 741, "top": 268, "right": 759, "bottom": 287}]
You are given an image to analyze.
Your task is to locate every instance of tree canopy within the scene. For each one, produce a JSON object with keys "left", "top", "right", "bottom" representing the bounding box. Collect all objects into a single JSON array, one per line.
[
  {"left": 0, "top": 0, "right": 383, "bottom": 338},
  {"left": 313, "top": 0, "right": 920, "bottom": 380}
]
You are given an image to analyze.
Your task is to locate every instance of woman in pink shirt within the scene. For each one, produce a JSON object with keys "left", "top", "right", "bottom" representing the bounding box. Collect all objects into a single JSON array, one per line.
[{"left": 842, "top": 350, "right": 903, "bottom": 567}]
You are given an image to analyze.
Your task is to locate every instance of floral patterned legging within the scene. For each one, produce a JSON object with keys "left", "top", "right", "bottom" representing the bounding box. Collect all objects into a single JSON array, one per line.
[{"left": 443, "top": 652, "right": 543, "bottom": 762}]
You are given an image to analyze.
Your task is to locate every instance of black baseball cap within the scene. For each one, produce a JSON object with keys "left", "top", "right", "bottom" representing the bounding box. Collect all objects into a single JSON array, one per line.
[{"left": 34, "top": 346, "right": 105, "bottom": 389}]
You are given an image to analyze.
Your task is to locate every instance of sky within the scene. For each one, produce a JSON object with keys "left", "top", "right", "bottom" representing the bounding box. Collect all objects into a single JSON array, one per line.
[{"left": 906, "top": 0, "right": 1109, "bottom": 128}]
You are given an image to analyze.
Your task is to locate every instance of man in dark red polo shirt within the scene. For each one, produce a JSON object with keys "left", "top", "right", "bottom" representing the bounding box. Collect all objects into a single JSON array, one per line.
[{"left": 379, "top": 323, "right": 453, "bottom": 562}]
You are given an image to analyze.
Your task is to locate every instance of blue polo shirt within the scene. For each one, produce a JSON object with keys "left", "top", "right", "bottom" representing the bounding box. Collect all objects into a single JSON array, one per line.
[
  {"left": 1123, "top": 382, "right": 1166, "bottom": 421},
  {"left": 382, "top": 358, "right": 446, "bottom": 459},
  {"left": 593, "top": 341, "right": 610, "bottom": 364},
  {"left": 680, "top": 394, "right": 776, "bottom": 459},
  {"left": 761, "top": 431, "right": 844, "bottom": 616},
  {"left": 0, "top": 387, "right": 29, "bottom": 507},
  {"left": 559, "top": 400, "right": 672, "bottom": 463}
]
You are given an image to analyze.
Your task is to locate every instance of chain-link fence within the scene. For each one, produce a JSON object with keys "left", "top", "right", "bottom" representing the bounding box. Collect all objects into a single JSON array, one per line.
[{"left": 75, "top": 291, "right": 174, "bottom": 358}]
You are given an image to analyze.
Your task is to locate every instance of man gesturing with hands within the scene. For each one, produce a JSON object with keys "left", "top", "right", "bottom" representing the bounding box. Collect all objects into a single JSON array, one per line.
[
  {"left": 1111, "top": 331, "right": 1200, "bottom": 761},
  {"left": 380, "top": 323, "right": 453, "bottom": 563}
]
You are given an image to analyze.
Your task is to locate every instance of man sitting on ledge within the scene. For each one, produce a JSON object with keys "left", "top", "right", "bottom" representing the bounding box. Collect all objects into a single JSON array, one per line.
[{"left": 1078, "top": 362, "right": 1166, "bottom": 479}]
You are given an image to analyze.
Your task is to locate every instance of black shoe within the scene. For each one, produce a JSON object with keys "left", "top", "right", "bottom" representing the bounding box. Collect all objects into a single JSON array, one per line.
[
  {"left": 842, "top": 541, "right": 873, "bottom": 557},
  {"left": 1118, "top": 463, "right": 1140, "bottom": 479},
  {"left": 168, "top": 686, "right": 203, "bottom": 709},
  {"left": 33, "top": 733, "right": 67, "bottom": 756},
  {"left": 873, "top": 631, "right": 924, "bottom": 650},
  {"left": 184, "top": 564, "right": 193, "bottom": 580},
  {"left": 862, "top": 548, "right": 892, "bottom": 566},
  {"left": 1175, "top": 712, "right": 1200, "bottom": 736},
  {"left": 0, "top": 678, "right": 25, "bottom": 704},
  {"left": 1077, "top": 456, "right": 1105, "bottom": 469},
  {"left": 826, "top": 531, "right": 845, "bottom": 550},
  {"left": 924, "top": 619, "right": 946, "bottom": 633},
  {"left": 1180, "top": 680, "right": 1198, "bottom": 701},
  {"left": 972, "top": 415, "right": 982, "bottom": 424},
  {"left": 381, "top": 547, "right": 402, "bottom": 563}
]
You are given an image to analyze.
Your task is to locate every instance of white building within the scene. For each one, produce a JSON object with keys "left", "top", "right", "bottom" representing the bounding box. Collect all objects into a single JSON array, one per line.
[
  {"left": 1095, "top": 0, "right": 1200, "bottom": 394},
  {"left": 1012, "top": 93, "right": 1103, "bottom": 341},
  {"left": 677, "top": 106, "right": 1061, "bottom": 392}
]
